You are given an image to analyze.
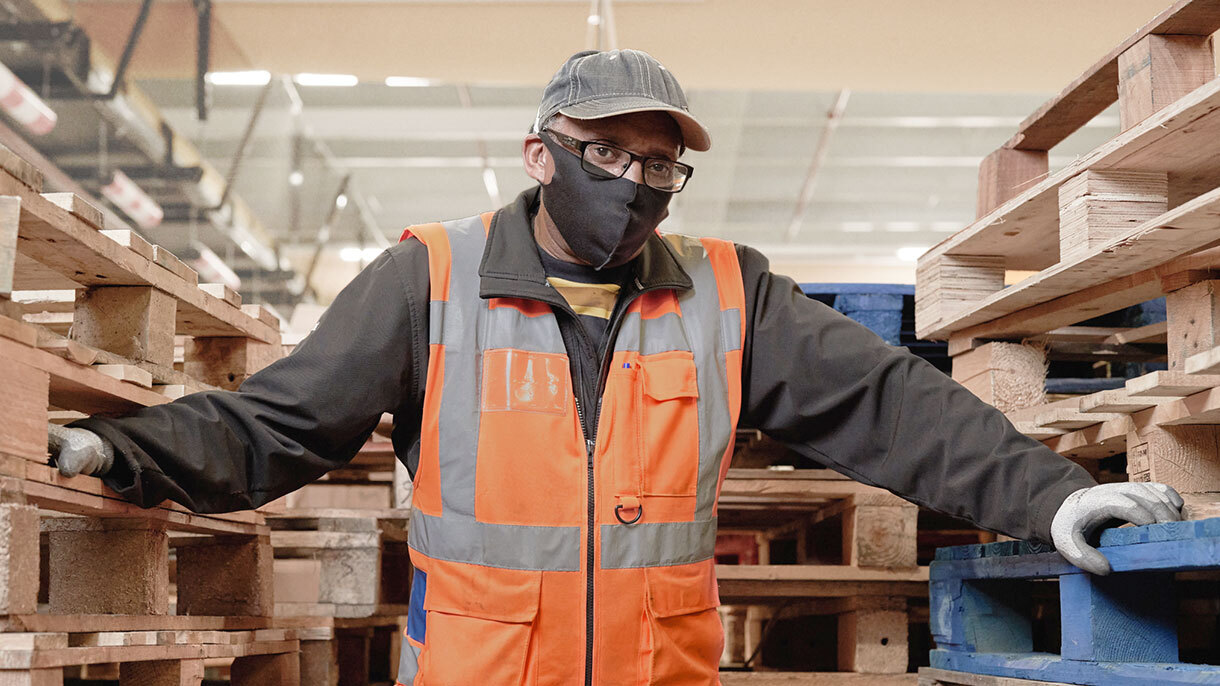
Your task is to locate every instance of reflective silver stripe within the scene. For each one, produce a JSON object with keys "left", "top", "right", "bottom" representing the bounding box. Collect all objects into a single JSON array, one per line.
[
  {"left": 614, "top": 311, "right": 692, "bottom": 355},
  {"left": 396, "top": 635, "right": 420, "bottom": 685},
  {"left": 482, "top": 304, "right": 567, "bottom": 354},
  {"left": 721, "top": 308, "right": 743, "bottom": 353},
  {"left": 416, "top": 214, "right": 581, "bottom": 571},
  {"left": 599, "top": 519, "right": 717, "bottom": 569},
  {"left": 428, "top": 301, "right": 445, "bottom": 346},
  {"left": 433, "top": 215, "right": 487, "bottom": 520},
  {"left": 669, "top": 236, "right": 736, "bottom": 521},
  {"left": 409, "top": 512, "right": 582, "bottom": 571}
]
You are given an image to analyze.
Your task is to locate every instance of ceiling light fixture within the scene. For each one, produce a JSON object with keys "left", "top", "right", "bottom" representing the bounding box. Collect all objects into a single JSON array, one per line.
[
  {"left": 294, "top": 73, "right": 358, "bottom": 87},
  {"left": 289, "top": 170, "right": 304, "bottom": 186},
  {"left": 101, "top": 170, "right": 163, "bottom": 229},
  {"left": 205, "top": 70, "right": 271, "bottom": 86},
  {"left": 0, "top": 60, "right": 56, "bottom": 134},
  {"left": 335, "top": 194, "right": 348, "bottom": 209},
  {"left": 385, "top": 76, "right": 434, "bottom": 87}
]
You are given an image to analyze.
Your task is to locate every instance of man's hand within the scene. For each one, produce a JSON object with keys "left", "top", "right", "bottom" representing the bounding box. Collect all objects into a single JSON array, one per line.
[
  {"left": 46, "top": 423, "right": 114, "bottom": 477},
  {"left": 1051, "top": 482, "right": 1184, "bottom": 575}
]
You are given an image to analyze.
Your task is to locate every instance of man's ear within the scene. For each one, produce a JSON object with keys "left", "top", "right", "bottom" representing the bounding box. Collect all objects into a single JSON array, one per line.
[{"left": 522, "top": 134, "right": 551, "bottom": 184}]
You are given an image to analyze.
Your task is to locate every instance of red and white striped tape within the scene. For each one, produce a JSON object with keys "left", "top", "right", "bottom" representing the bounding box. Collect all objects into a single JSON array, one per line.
[
  {"left": 102, "top": 169, "right": 164, "bottom": 229},
  {"left": 0, "top": 61, "right": 56, "bottom": 135}
]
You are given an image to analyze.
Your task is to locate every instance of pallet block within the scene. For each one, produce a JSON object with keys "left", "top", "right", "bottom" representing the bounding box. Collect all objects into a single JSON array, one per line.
[
  {"left": 915, "top": 256, "right": 1005, "bottom": 333},
  {"left": 1167, "top": 279, "right": 1220, "bottom": 371},
  {"left": 42, "top": 517, "right": 170, "bottom": 616},
  {"left": 929, "top": 517, "right": 1220, "bottom": 685},
  {"left": 71, "top": 286, "right": 177, "bottom": 369},
  {"left": 173, "top": 534, "right": 274, "bottom": 617},
  {"left": 270, "top": 510, "right": 411, "bottom": 618},
  {"left": 1117, "top": 33, "right": 1216, "bottom": 132},
  {"left": 977, "top": 149, "right": 1049, "bottom": 219},
  {"left": 1127, "top": 424, "right": 1220, "bottom": 492},
  {"left": 836, "top": 597, "right": 908, "bottom": 674},
  {"left": 1057, "top": 170, "right": 1168, "bottom": 263},
  {"left": 950, "top": 342, "right": 1046, "bottom": 413},
  {"left": 183, "top": 336, "right": 282, "bottom": 391}
]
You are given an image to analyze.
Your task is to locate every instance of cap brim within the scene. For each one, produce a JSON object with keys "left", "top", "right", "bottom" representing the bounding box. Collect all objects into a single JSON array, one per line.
[{"left": 559, "top": 97, "right": 711, "bottom": 152}]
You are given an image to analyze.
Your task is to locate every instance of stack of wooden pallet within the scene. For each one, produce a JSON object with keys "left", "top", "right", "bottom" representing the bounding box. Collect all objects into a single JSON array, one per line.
[
  {"left": 263, "top": 419, "right": 412, "bottom": 686},
  {"left": 0, "top": 143, "right": 304, "bottom": 682},
  {"left": 915, "top": 0, "right": 1220, "bottom": 683},
  {"left": 716, "top": 468, "right": 928, "bottom": 685}
]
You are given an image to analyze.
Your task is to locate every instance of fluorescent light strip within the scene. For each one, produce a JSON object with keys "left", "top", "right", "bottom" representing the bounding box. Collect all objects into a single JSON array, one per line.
[
  {"left": 206, "top": 70, "right": 271, "bottom": 86},
  {"left": 385, "top": 76, "right": 434, "bottom": 87},
  {"left": 294, "top": 73, "right": 359, "bottom": 87}
]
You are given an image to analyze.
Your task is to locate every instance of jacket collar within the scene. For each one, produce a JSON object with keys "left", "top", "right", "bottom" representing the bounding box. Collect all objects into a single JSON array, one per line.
[{"left": 478, "top": 186, "right": 693, "bottom": 300}]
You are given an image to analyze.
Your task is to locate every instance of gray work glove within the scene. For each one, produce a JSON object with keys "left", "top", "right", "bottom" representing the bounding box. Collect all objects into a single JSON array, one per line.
[
  {"left": 46, "top": 423, "right": 114, "bottom": 477},
  {"left": 1051, "top": 482, "right": 1184, "bottom": 575}
]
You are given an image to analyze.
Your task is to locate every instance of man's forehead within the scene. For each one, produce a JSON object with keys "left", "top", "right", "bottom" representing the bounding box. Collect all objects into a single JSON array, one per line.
[{"left": 557, "top": 113, "right": 682, "bottom": 155}]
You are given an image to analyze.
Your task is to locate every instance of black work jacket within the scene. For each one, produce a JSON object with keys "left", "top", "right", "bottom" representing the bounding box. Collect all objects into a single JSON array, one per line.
[{"left": 72, "top": 187, "right": 1096, "bottom": 543}]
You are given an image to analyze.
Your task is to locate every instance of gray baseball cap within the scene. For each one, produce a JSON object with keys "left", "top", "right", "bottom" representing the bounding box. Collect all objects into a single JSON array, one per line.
[{"left": 533, "top": 49, "right": 711, "bottom": 152}]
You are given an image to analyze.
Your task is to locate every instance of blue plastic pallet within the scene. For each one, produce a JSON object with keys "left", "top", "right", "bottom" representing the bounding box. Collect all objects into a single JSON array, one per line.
[
  {"left": 929, "top": 517, "right": 1220, "bottom": 685},
  {"left": 800, "top": 283, "right": 913, "bottom": 346}
]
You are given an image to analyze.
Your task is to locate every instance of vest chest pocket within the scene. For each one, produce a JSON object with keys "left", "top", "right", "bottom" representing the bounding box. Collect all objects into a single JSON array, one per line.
[
  {"left": 639, "top": 351, "right": 701, "bottom": 497},
  {"left": 418, "top": 566, "right": 541, "bottom": 686}
]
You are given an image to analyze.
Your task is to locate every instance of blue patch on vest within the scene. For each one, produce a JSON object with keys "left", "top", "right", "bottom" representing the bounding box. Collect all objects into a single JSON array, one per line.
[{"left": 407, "top": 568, "right": 427, "bottom": 643}]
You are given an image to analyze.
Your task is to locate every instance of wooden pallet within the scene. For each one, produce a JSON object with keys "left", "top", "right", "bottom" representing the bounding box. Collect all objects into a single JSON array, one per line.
[
  {"left": 0, "top": 629, "right": 301, "bottom": 684},
  {"left": 0, "top": 144, "right": 283, "bottom": 395},
  {"left": 269, "top": 509, "right": 411, "bottom": 619},
  {"left": 928, "top": 518, "right": 1220, "bottom": 685},
  {"left": 910, "top": 0, "right": 1220, "bottom": 514},
  {"left": 273, "top": 615, "right": 407, "bottom": 686},
  {"left": 717, "top": 470, "right": 930, "bottom": 675},
  {"left": 916, "top": 0, "right": 1220, "bottom": 343}
]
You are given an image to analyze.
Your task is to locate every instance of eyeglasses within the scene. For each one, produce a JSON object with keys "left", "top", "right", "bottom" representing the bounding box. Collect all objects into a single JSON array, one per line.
[{"left": 541, "top": 128, "right": 693, "bottom": 193}]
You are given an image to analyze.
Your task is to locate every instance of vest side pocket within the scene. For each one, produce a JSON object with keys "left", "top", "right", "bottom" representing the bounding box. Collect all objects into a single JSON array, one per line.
[
  {"left": 418, "top": 563, "right": 542, "bottom": 686},
  {"left": 639, "top": 351, "right": 701, "bottom": 497},
  {"left": 643, "top": 561, "right": 722, "bottom": 685}
]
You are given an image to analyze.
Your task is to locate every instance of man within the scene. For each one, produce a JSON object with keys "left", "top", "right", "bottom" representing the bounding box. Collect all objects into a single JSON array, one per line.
[{"left": 51, "top": 50, "right": 1183, "bottom": 685}]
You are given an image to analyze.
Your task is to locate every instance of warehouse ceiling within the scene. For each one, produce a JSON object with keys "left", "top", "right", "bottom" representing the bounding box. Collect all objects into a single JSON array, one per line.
[{"left": 2, "top": 0, "right": 1212, "bottom": 318}]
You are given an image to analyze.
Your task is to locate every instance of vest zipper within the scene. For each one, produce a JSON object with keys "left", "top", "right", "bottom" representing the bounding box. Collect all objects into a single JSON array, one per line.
[{"left": 543, "top": 277, "right": 655, "bottom": 686}]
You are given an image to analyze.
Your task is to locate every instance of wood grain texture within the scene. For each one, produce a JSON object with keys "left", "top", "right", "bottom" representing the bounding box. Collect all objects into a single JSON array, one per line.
[
  {"left": 920, "top": 184, "right": 1220, "bottom": 341},
  {"left": 1127, "top": 424, "right": 1220, "bottom": 490},
  {"left": 72, "top": 286, "right": 177, "bottom": 368},
  {"left": 0, "top": 356, "right": 48, "bottom": 462},
  {"left": 918, "top": 76, "right": 1220, "bottom": 338},
  {"left": 838, "top": 608, "right": 908, "bottom": 674},
  {"left": 1167, "top": 279, "right": 1220, "bottom": 370},
  {"left": 1118, "top": 34, "right": 1216, "bottom": 131},
  {"left": 977, "top": 149, "right": 1049, "bottom": 219},
  {"left": 44, "top": 518, "right": 169, "bottom": 616},
  {"left": 1007, "top": 0, "right": 1220, "bottom": 151},
  {"left": 0, "top": 504, "right": 39, "bottom": 616},
  {"left": 40, "top": 193, "right": 103, "bottom": 230},
  {"left": 1057, "top": 170, "right": 1167, "bottom": 263}
]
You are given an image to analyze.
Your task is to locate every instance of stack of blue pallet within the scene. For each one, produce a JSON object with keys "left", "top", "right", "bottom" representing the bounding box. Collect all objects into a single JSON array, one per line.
[
  {"left": 801, "top": 283, "right": 950, "bottom": 373},
  {"left": 928, "top": 517, "right": 1220, "bottom": 685}
]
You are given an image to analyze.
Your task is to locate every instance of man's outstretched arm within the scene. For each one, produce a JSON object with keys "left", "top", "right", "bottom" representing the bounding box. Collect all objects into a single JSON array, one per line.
[
  {"left": 734, "top": 244, "right": 1105, "bottom": 545},
  {"left": 59, "top": 243, "right": 430, "bottom": 513}
]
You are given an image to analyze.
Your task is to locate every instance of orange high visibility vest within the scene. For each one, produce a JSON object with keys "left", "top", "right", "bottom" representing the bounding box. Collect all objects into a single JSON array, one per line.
[{"left": 395, "top": 211, "right": 746, "bottom": 686}]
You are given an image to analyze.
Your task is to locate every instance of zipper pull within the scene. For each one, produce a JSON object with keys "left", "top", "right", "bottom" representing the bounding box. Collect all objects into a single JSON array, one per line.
[{"left": 586, "top": 439, "right": 595, "bottom": 459}]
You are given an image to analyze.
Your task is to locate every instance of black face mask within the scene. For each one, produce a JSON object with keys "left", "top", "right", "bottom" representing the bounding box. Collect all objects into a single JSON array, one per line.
[{"left": 539, "top": 135, "right": 672, "bottom": 270}]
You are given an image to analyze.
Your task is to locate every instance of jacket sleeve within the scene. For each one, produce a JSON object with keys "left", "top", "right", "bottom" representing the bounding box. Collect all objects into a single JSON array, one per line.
[
  {"left": 735, "top": 245, "right": 1097, "bottom": 543},
  {"left": 68, "top": 241, "right": 432, "bottom": 513}
]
